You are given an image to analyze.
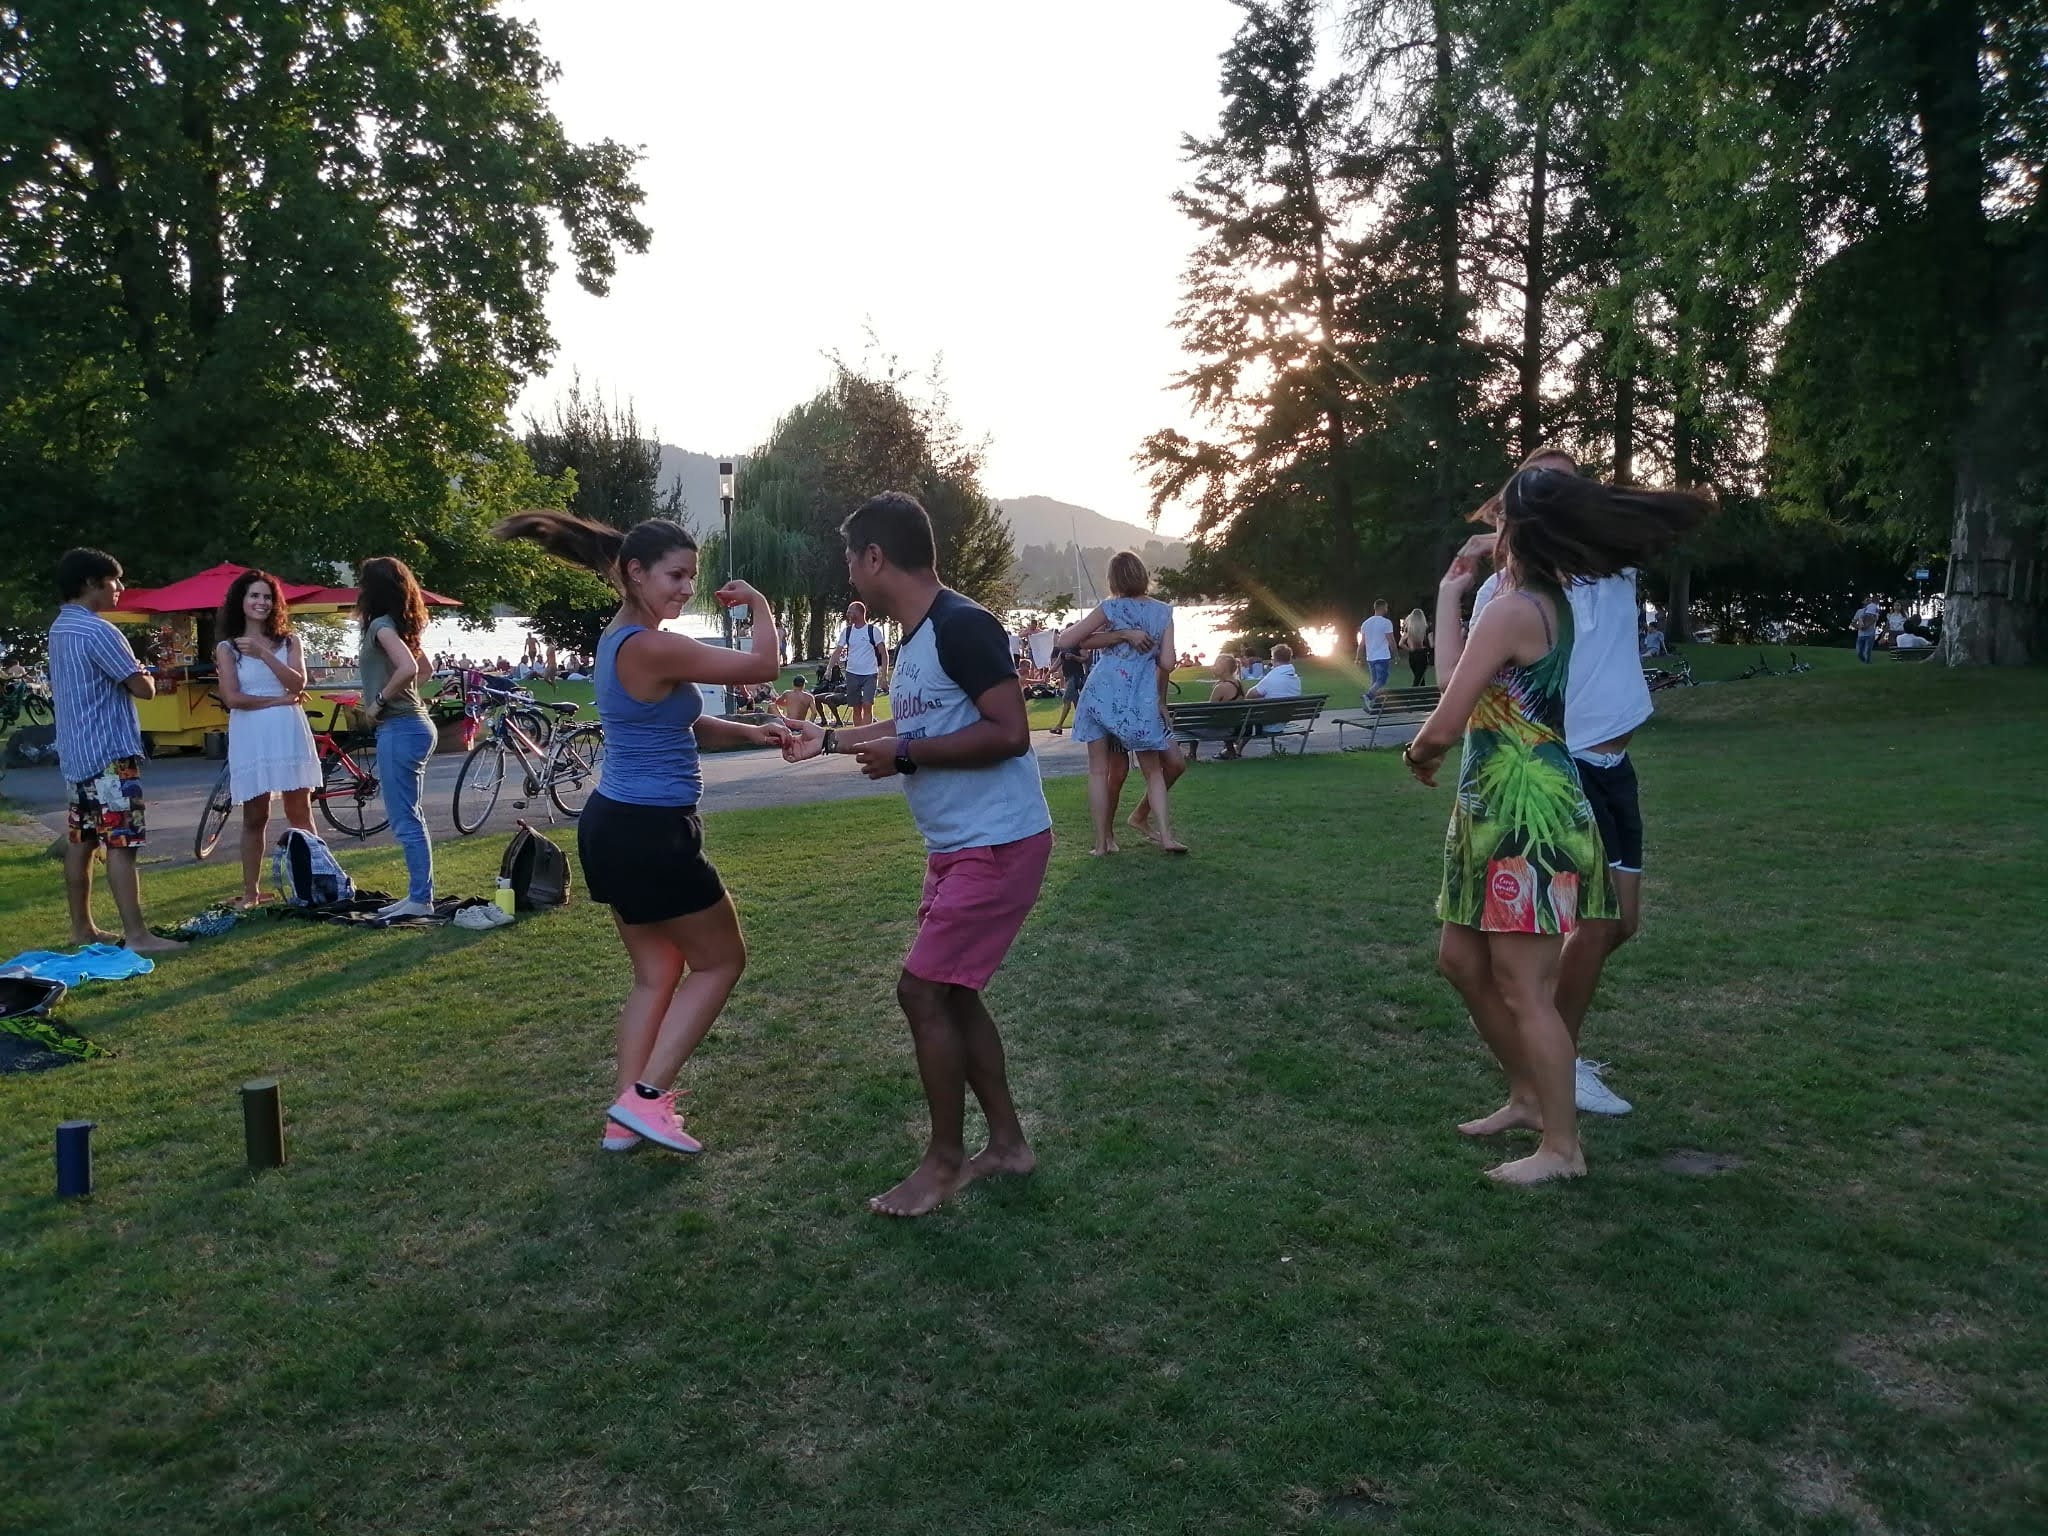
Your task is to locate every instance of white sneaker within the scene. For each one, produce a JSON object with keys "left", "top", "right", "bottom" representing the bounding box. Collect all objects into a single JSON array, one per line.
[
  {"left": 1575, "top": 1058, "right": 1633, "bottom": 1116},
  {"left": 376, "top": 897, "right": 437, "bottom": 921}
]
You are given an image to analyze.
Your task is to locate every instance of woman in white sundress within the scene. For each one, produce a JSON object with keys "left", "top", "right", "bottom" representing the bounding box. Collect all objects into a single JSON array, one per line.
[{"left": 213, "top": 568, "right": 323, "bottom": 908}]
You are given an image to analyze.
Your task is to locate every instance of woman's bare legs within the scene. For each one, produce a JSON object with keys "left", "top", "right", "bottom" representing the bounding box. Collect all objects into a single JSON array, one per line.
[
  {"left": 237, "top": 796, "right": 271, "bottom": 906},
  {"left": 280, "top": 787, "right": 316, "bottom": 835},
  {"left": 1482, "top": 931, "right": 1584, "bottom": 1184},
  {"left": 1085, "top": 738, "right": 1119, "bottom": 854},
  {"left": 1438, "top": 923, "right": 1543, "bottom": 1135},
  {"left": 611, "top": 897, "right": 748, "bottom": 1095},
  {"left": 1134, "top": 750, "right": 1187, "bottom": 852}
]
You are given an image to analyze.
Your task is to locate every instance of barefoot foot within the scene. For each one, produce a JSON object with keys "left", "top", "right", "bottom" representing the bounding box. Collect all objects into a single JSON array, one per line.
[
  {"left": 1485, "top": 1148, "right": 1586, "bottom": 1185},
  {"left": 869, "top": 1155, "right": 966, "bottom": 1218},
  {"left": 1159, "top": 839, "right": 1190, "bottom": 855},
  {"left": 1127, "top": 812, "right": 1162, "bottom": 847},
  {"left": 70, "top": 928, "right": 120, "bottom": 948},
  {"left": 962, "top": 1139, "right": 1036, "bottom": 1188},
  {"left": 229, "top": 893, "right": 269, "bottom": 911},
  {"left": 123, "top": 933, "right": 189, "bottom": 957},
  {"left": 1089, "top": 841, "right": 1121, "bottom": 857},
  {"left": 1458, "top": 1101, "right": 1544, "bottom": 1137}
]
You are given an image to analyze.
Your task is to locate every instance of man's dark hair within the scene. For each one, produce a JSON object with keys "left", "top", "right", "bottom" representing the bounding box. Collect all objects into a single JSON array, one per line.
[
  {"left": 57, "top": 548, "right": 123, "bottom": 601},
  {"left": 842, "top": 492, "right": 936, "bottom": 573}
]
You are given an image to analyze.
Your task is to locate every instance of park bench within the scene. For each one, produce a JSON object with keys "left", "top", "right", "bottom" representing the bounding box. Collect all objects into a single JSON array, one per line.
[
  {"left": 1889, "top": 644, "right": 1938, "bottom": 662},
  {"left": 1332, "top": 686, "right": 1440, "bottom": 751},
  {"left": 1167, "top": 694, "right": 1328, "bottom": 759}
]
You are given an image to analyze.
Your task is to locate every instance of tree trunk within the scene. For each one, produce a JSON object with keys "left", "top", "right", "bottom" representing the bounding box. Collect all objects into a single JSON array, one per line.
[
  {"left": 1612, "top": 365, "right": 1635, "bottom": 484},
  {"left": 1519, "top": 107, "right": 1549, "bottom": 461},
  {"left": 806, "top": 603, "right": 828, "bottom": 665},
  {"left": 1429, "top": 0, "right": 1462, "bottom": 527},
  {"left": 1916, "top": 0, "right": 2041, "bottom": 662},
  {"left": 1667, "top": 402, "right": 1696, "bottom": 641}
]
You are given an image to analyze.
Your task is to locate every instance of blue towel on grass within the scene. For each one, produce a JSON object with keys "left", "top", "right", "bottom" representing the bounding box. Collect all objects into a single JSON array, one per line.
[{"left": 0, "top": 944, "right": 156, "bottom": 987}]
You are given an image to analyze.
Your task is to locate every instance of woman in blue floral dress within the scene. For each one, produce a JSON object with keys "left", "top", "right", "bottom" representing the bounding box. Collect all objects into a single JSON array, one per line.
[{"left": 1056, "top": 551, "right": 1186, "bottom": 855}]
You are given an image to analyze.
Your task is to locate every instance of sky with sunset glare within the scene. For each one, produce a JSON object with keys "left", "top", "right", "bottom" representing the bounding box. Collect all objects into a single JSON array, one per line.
[{"left": 504, "top": 0, "right": 1247, "bottom": 540}]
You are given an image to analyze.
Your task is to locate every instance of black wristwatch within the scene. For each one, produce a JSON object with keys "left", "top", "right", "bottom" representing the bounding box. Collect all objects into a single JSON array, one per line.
[{"left": 895, "top": 740, "right": 919, "bottom": 775}]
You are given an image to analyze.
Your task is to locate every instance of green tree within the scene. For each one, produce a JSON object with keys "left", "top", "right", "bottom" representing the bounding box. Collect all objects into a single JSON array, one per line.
[
  {"left": 518, "top": 377, "right": 685, "bottom": 654},
  {"left": 0, "top": 1, "right": 648, "bottom": 625}
]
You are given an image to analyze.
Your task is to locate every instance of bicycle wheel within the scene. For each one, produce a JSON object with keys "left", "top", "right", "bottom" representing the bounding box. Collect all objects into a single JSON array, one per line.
[
  {"left": 452, "top": 739, "right": 508, "bottom": 835},
  {"left": 24, "top": 693, "right": 52, "bottom": 727},
  {"left": 319, "top": 743, "right": 389, "bottom": 840},
  {"left": 546, "top": 725, "right": 604, "bottom": 818},
  {"left": 510, "top": 706, "right": 555, "bottom": 750},
  {"left": 194, "top": 765, "right": 235, "bottom": 861}
]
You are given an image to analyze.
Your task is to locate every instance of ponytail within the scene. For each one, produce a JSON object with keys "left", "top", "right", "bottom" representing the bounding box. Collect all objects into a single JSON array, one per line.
[{"left": 495, "top": 511, "right": 696, "bottom": 591}]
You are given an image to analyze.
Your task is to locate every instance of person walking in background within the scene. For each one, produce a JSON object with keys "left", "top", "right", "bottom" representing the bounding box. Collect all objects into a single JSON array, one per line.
[
  {"left": 354, "top": 557, "right": 438, "bottom": 920},
  {"left": 785, "top": 492, "right": 1052, "bottom": 1217},
  {"left": 498, "top": 512, "right": 788, "bottom": 1157},
  {"left": 1058, "top": 551, "right": 1186, "bottom": 856},
  {"left": 46, "top": 548, "right": 184, "bottom": 955},
  {"left": 1360, "top": 599, "right": 1397, "bottom": 699},
  {"left": 1047, "top": 643, "right": 1086, "bottom": 734},
  {"left": 833, "top": 600, "right": 889, "bottom": 727},
  {"left": 212, "top": 569, "right": 322, "bottom": 909},
  {"left": 1406, "top": 467, "right": 1711, "bottom": 1185},
  {"left": 1401, "top": 606, "right": 1433, "bottom": 687},
  {"left": 1852, "top": 596, "right": 1881, "bottom": 662}
]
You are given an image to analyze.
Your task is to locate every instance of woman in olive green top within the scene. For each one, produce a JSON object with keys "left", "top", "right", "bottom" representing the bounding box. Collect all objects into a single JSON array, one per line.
[{"left": 356, "top": 557, "right": 435, "bottom": 918}]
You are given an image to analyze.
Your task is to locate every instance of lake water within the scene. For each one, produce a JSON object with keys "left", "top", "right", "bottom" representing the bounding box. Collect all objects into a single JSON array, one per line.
[{"left": 402, "top": 603, "right": 1340, "bottom": 671}]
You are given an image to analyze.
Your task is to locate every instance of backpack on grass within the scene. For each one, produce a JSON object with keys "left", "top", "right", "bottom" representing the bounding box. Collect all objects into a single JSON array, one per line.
[
  {"left": 500, "top": 822, "right": 571, "bottom": 911},
  {"left": 273, "top": 828, "right": 355, "bottom": 908}
]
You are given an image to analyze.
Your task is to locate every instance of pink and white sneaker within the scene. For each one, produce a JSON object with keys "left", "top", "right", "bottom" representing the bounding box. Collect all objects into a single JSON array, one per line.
[
  {"left": 601, "top": 1117, "right": 642, "bottom": 1153},
  {"left": 605, "top": 1088, "right": 702, "bottom": 1155}
]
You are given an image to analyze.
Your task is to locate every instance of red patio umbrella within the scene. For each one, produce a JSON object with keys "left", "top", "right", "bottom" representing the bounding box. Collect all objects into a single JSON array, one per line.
[
  {"left": 113, "top": 563, "right": 328, "bottom": 614},
  {"left": 294, "top": 586, "right": 462, "bottom": 609}
]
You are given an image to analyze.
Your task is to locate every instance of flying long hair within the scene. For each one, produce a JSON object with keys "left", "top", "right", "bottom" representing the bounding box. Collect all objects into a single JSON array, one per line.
[
  {"left": 494, "top": 512, "right": 697, "bottom": 599},
  {"left": 216, "top": 568, "right": 292, "bottom": 643},
  {"left": 1496, "top": 468, "right": 1714, "bottom": 589},
  {"left": 356, "top": 557, "right": 429, "bottom": 651}
]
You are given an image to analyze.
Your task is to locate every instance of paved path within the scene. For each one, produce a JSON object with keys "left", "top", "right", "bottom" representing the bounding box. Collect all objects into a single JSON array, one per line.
[{"left": 2, "top": 714, "right": 1407, "bottom": 871}]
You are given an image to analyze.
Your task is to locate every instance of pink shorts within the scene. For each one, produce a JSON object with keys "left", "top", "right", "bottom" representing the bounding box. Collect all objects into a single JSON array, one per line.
[{"left": 903, "top": 829, "right": 1053, "bottom": 991}]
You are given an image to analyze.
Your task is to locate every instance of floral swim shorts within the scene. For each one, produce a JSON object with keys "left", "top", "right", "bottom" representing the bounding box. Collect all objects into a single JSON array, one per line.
[{"left": 68, "top": 756, "right": 148, "bottom": 849}]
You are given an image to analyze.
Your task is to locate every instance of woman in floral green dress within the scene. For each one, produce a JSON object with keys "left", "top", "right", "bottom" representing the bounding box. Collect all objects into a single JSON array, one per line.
[{"left": 1404, "top": 468, "right": 1712, "bottom": 1185}]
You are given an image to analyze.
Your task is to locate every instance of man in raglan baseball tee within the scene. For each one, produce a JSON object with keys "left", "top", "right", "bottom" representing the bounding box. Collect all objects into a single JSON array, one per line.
[{"left": 788, "top": 492, "right": 1052, "bottom": 1217}]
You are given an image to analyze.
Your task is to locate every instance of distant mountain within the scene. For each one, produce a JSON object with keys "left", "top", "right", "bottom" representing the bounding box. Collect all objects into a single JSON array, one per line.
[
  {"left": 653, "top": 445, "right": 740, "bottom": 531},
  {"left": 649, "top": 454, "right": 1186, "bottom": 603},
  {"left": 996, "top": 495, "right": 1184, "bottom": 559}
]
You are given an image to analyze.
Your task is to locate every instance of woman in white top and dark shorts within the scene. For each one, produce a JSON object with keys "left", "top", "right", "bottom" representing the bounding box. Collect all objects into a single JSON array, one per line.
[
  {"left": 212, "top": 568, "right": 323, "bottom": 908},
  {"left": 497, "top": 512, "right": 791, "bottom": 1157}
]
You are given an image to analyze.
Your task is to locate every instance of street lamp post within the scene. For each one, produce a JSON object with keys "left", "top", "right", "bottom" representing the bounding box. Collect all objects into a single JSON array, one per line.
[{"left": 719, "top": 459, "right": 736, "bottom": 714}]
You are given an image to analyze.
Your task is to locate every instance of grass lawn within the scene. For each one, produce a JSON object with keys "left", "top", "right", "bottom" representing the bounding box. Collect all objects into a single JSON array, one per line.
[{"left": 2, "top": 660, "right": 2042, "bottom": 1535}]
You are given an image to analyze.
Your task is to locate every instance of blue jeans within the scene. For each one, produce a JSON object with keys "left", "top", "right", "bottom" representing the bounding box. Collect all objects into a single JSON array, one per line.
[
  {"left": 376, "top": 714, "right": 435, "bottom": 902},
  {"left": 1368, "top": 657, "right": 1392, "bottom": 692},
  {"left": 1855, "top": 632, "right": 1875, "bottom": 663}
]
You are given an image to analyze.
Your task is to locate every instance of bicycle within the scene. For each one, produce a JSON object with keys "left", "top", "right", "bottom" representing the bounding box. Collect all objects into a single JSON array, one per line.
[
  {"left": 1644, "top": 657, "right": 1695, "bottom": 692},
  {"left": 195, "top": 696, "right": 387, "bottom": 860},
  {"left": 451, "top": 696, "right": 601, "bottom": 835},
  {"left": 1785, "top": 651, "right": 1814, "bottom": 674},
  {"left": 0, "top": 677, "right": 53, "bottom": 731},
  {"left": 1736, "top": 650, "right": 1780, "bottom": 681},
  {"left": 429, "top": 673, "right": 558, "bottom": 749}
]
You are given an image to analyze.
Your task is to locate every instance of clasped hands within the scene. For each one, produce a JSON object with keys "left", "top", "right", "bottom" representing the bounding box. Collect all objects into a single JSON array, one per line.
[{"left": 777, "top": 718, "right": 902, "bottom": 779}]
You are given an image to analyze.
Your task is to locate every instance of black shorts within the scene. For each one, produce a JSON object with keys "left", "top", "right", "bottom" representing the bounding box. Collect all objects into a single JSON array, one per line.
[
  {"left": 577, "top": 793, "right": 726, "bottom": 926},
  {"left": 1576, "top": 754, "right": 1644, "bottom": 874}
]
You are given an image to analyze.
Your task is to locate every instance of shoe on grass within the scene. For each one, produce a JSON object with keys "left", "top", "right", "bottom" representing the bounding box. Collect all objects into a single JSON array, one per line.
[
  {"left": 1575, "top": 1058, "right": 1633, "bottom": 1116},
  {"left": 601, "top": 1116, "right": 642, "bottom": 1153},
  {"left": 606, "top": 1088, "right": 702, "bottom": 1154},
  {"left": 376, "top": 897, "right": 436, "bottom": 921}
]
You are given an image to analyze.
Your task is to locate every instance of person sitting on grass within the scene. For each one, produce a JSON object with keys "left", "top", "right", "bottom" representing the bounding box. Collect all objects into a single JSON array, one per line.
[
  {"left": 46, "top": 548, "right": 184, "bottom": 956},
  {"left": 775, "top": 674, "right": 818, "bottom": 723},
  {"left": 212, "top": 568, "right": 323, "bottom": 910}
]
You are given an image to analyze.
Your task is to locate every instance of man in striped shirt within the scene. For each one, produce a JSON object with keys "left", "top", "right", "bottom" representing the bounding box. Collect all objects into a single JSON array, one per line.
[{"left": 48, "top": 549, "right": 183, "bottom": 954}]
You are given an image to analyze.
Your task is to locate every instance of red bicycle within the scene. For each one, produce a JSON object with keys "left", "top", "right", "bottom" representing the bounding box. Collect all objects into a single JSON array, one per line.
[{"left": 194, "top": 695, "right": 387, "bottom": 860}]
